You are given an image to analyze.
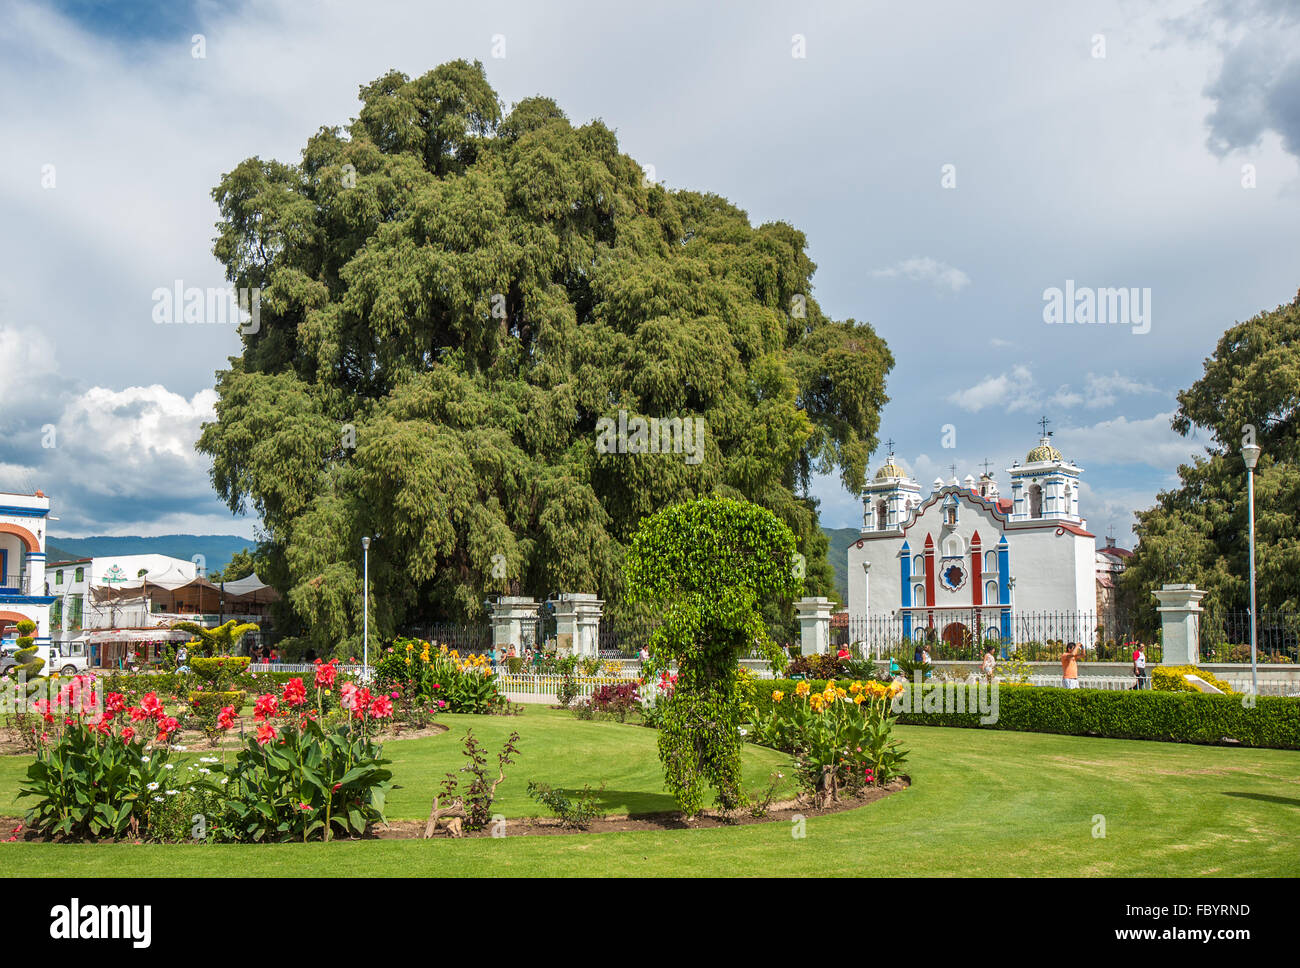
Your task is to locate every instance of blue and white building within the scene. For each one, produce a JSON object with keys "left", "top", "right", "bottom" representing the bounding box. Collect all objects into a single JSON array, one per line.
[{"left": 0, "top": 490, "right": 56, "bottom": 647}]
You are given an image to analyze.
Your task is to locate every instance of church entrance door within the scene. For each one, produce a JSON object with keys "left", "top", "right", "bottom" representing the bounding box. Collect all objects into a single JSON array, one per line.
[{"left": 941, "top": 622, "right": 973, "bottom": 654}]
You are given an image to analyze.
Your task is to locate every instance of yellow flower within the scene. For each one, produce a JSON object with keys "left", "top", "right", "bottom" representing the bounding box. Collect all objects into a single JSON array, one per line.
[
  {"left": 795, "top": 681, "right": 811, "bottom": 697},
  {"left": 854, "top": 693, "right": 865, "bottom": 705},
  {"left": 849, "top": 681, "right": 861, "bottom": 695},
  {"left": 835, "top": 687, "right": 847, "bottom": 700},
  {"left": 772, "top": 690, "right": 785, "bottom": 703}
]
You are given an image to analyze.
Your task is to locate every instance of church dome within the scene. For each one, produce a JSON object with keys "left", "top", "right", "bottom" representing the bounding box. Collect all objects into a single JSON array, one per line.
[
  {"left": 1026, "top": 437, "right": 1062, "bottom": 463},
  {"left": 875, "top": 459, "right": 904, "bottom": 480}
]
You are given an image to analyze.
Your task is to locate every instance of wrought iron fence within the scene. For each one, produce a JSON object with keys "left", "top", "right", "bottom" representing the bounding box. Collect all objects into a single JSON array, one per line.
[
  {"left": 404, "top": 622, "right": 492, "bottom": 656},
  {"left": 838, "top": 609, "right": 1143, "bottom": 662},
  {"left": 1199, "top": 609, "right": 1299, "bottom": 663}
]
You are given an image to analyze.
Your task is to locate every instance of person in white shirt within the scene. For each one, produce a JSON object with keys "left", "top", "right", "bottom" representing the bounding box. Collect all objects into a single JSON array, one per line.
[{"left": 1133, "top": 646, "right": 1148, "bottom": 690}]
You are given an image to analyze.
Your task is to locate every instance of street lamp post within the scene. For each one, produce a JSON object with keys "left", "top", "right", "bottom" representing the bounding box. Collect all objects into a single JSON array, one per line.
[
  {"left": 362, "top": 536, "right": 371, "bottom": 681},
  {"left": 1241, "top": 444, "right": 1261, "bottom": 697}
]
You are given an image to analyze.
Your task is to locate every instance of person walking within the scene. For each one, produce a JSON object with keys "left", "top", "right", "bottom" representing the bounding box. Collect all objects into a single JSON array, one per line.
[
  {"left": 1061, "top": 643, "right": 1083, "bottom": 689},
  {"left": 980, "top": 645, "right": 996, "bottom": 682},
  {"left": 1133, "top": 644, "right": 1148, "bottom": 690}
]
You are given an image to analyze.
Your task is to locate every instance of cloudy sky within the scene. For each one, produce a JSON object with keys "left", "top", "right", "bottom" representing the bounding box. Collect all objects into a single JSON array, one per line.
[{"left": 0, "top": 0, "right": 1297, "bottom": 542}]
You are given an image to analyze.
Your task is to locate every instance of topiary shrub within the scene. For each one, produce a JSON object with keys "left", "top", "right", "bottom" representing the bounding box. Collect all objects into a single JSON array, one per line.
[
  {"left": 10, "top": 620, "right": 43, "bottom": 684},
  {"left": 624, "top": 497, "right": 800, "bottom": 817}
]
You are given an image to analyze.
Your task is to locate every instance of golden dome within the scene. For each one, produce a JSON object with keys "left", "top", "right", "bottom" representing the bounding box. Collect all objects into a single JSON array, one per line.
[
  {"left": 875, "top": 460, "right": 904, "bottom": 480},
  {"left": 1026, "top": 438, "right": 1062, "bottom": 463}
]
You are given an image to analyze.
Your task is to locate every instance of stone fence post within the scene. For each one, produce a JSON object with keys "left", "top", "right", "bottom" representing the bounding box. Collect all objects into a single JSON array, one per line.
[
  {"left": 795, "top": 596, "right": 833, "bottom": 656},
  {"left": 1152, "top": 584, "right": 1206, "bottom": 665},
  {"left": 489, "top": 596, "right": 539, "bottom": 653},
  {"left": 553, "top": 593, "right": 604, "bottom": 659}
]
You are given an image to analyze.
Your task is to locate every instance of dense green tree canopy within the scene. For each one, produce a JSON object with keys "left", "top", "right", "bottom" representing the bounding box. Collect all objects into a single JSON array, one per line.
[
  {"left": 1121, "top": 290, "right": 1300, "bottom": 628},
  {"left": 198, "top": 61, "right": 892, "bottom": 653}
]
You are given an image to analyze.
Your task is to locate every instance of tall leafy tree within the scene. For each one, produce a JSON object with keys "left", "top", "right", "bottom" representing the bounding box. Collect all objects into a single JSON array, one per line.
[
  {"left": 1121, "top": 290, "right": 1300, "bottom": 631},
  {"left": 198, "top": 61, "right": 892, "bottom": 654}
]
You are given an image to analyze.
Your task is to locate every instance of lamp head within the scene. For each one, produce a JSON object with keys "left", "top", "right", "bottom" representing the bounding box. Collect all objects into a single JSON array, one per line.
[
  {"left": 361, "top": 536, "right": 371, "bottom": 551},
  {"left": 1241, "top": 443, "right": 1261, "bottom": 470}
]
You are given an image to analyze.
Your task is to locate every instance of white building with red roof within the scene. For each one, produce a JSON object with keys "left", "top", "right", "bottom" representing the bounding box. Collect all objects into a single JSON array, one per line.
[{"left": 847, "top": 433, "right": 1096, "bottom": 646}]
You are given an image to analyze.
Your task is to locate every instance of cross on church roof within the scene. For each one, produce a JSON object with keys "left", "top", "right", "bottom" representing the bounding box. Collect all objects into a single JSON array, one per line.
[
  {"left": 948, "top": 462, "right": 958, "bottom": 479},
  {"left": 980, "top": 458, "right": 993, "bottom": 476},
  {"left": 885, "top": 437, "right": 895, "bottom": 454},
  {"left": 1038, "top": 415, "right": 1051, "bottom": 437}
]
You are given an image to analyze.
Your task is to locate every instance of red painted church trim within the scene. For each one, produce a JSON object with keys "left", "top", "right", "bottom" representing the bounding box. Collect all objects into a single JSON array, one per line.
[
  {"left": 970, "top": 531, "right": 982, "bottom": 607},
  {"left": 923, "top": 534, "right": 935, "bottom": 617}
]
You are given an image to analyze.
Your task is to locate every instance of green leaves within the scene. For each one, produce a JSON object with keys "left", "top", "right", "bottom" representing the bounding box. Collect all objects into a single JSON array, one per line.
[{"left": 198, "top": 61, "right": 891, "bottom": 648}]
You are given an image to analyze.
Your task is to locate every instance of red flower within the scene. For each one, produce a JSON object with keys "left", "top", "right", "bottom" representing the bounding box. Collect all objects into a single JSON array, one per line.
[
  {"left": 121, "top": 726, "right": 135, "bottom": 741},
  {"left": 128, "top": 706, "right": 149, "bottom": 722},
  {"left": 105, "top": 692, "right": 126, "bottom": 715},
  {"left": 140, "top": 692, "right": 164, "bottom": 718},
  {"left": 313, "top": 658, "right": 338, "bottom": 688},
  {"left": 216, "top": 706, "right": 237, "bottom": 730},
  {"left": 156, "top": 716, "right": 180, "bottom": 740},
  {"left": 253, "top": 694, "right": 279, "bottom": 722},
  {"left": 255, "top": 722, "right": 277, "bottom": 746},
  {"left": 368, "top": 696, "right": 393, "bottom": 719},
  {"left": 281, "top": 678, "right": 307, "bottom": 707}
]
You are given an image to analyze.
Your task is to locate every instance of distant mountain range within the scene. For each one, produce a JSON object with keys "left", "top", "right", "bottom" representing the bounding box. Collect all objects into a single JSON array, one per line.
[{"left": 45, "top": 534, "right": 256, "bottom": 577}]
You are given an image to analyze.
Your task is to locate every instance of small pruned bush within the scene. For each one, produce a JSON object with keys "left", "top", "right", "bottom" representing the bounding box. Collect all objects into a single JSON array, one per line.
[{"left": 526, "top": 780, "right": 605, "bottom": 828}]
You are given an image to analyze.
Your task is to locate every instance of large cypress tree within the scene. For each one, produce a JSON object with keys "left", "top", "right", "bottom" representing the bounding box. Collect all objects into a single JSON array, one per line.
[
  {"left": 198, "top": 61, "right": 892, "bottom": 653},
  {"left": 1121, "top": 290, "right": 1300, "bottom": 631}
]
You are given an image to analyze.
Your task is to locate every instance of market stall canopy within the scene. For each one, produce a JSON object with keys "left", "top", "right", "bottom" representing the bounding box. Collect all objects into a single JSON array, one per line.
[
  {"left": 82, "top": 628, "right": 193, "bottom": 644},
  {"left": 90, "top": 574, "right": 280, "bottom": 606}
]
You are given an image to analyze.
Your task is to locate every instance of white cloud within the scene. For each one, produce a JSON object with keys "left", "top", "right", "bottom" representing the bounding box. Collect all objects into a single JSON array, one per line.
[
  {"left": 1059, "top": 412, "right": 1202, "bottom": 470},
  {"left": 871, "top": 257, "right": 971, "bottom": 294}
]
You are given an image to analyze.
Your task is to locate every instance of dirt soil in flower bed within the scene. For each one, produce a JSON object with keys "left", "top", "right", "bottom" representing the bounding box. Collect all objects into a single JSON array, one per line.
[
  {"left": 376, "top": 777, "right": 910, "bottom": 839},
  {"left": 0, "top": 779, "right": 908, "bottom": 844}
]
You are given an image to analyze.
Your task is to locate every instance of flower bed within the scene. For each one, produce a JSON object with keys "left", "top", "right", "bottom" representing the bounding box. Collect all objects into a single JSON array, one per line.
[{"left": 753, "top": 678, "right": 1300, "bottom": 750}]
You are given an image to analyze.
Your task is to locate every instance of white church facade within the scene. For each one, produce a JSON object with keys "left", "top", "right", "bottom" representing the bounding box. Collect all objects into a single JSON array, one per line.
[{"left": 846, "top": 434, "right": 1096, "bottom": 647}]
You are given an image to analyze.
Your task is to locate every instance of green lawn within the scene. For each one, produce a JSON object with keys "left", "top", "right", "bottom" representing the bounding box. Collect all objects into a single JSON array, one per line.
[{"left": 1, "top": 706, "right": 1296, "bottom": 876}]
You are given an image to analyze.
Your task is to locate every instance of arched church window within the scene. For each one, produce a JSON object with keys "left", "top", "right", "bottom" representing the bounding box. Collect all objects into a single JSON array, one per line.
[
  {"left": 913, "top": 555, "right": 924, "bottom": 575},
  {"left": 1028, "top": 484, "right": 1043, "bottom": 519},
  {"left": 985, "top": 550, "right": 997, "bottom": 572},
  {"left": 985, "top": 580, "right": 998, "bottom": 604},
  {"left": 913, "top": 584, "right": 926, "bottom": 607},
  {"left": 943, "top": 534, "right": 964, "bottom": 558},
  {"left": 875, "top": 500, "right": 887, "bottom": 530}
]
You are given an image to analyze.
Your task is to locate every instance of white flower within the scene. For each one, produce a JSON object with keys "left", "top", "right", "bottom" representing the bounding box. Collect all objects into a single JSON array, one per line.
[
  {"left": 152, "top": 796, "right": 164, "bottom": 802},
  {"left": 163, "top": 763, "right": 175, "bottom": 770},
  {"left": 141, "top": 757, "right": 151, "bottom": 764},
  {"left": 198, "top": 768, "right": 210, "bottom": 775},
  {"left": 172, "top": 745, "right": 187, "bottom": 751},
  {"left": 220, "top": 777, "right": 229, "bottom": 785},
  {"left": 147, "top": 782, "right": 160, "bottom": 791},
  {"left": 738, "top": 727, "right": 748, "bottom": 736},
  {"left": 166, "top": 789, "right": 179, "bottom": 796},
  {"left": 200, "top": 756, "right": 218, "bottom": 764}
]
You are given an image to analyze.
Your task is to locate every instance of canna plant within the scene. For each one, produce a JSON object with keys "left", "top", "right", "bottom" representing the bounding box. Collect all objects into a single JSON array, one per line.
[
  {"left": 217, "top": 672, "right": 394, "bottom": 842},
  {"left": 18, "top": 677, "right": 196, "bottom": 840}
]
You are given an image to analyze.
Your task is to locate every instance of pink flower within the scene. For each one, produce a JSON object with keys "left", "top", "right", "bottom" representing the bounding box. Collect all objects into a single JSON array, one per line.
[
  {"left": 256, "top": 723, "right": 277, "bottom": 746},
  {"left": 339, "top": 681, "right": 359, "bottom": 711},
  {"left": 254, "top": 694, "right": 279, "bottom": 722},
  {"left": 368, "top": 696, "right": 393, "bottom": 719}
]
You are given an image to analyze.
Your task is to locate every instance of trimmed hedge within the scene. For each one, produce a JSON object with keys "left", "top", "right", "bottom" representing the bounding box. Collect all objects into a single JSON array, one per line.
[{"left": 751, "top": 678, "right": 1300, "bottom": 750}]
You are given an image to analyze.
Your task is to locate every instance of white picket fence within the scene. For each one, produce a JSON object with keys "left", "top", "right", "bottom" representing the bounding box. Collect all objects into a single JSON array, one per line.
[
  {"left": 499, "top": 673, "right": 638, "bottom": 703},
  {"left": 245, "top": 663, "right": 366, "bottom": 675}
]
